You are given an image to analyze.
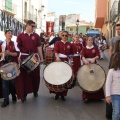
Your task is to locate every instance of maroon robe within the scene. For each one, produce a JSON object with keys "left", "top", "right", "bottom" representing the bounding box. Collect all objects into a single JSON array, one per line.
[
  {"left": 81, "top": 46, "right": 105, "bottom": 100},
  {"left": 0, "top": 41, "right": 19, "bottom": 98},
  {"left": 16, "top": 32, "right": 41, "bottom": 99},
  {"left": 53, "top": 41, "right": 73, "bottom": 96},
  {"left": 72, "top": 42, "right": 82, "bottom": 78}
]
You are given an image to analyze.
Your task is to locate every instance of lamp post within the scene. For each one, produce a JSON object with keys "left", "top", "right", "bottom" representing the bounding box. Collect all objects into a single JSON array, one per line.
[
  {"left": 76, "top": 19, "right": 79, "bottom": 34},
  {"left": 62, "top": 16, "right": 65, "bottom": 31}
]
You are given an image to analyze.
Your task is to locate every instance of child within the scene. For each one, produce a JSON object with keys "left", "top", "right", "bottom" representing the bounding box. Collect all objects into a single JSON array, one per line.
[{"left": 106, "top": 52, "right": 120, "bottom": 120}]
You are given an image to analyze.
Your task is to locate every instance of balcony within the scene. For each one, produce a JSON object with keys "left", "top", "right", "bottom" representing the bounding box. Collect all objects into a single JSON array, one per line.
[
  {"left": 95, "top": 0, "right": 107, "bottom": 28},
  {"left": 2, "top": 0, "right": 17, "bottom": 16},
  {"left": 110, "top": 1, "right": 119, "bottom": 22}
]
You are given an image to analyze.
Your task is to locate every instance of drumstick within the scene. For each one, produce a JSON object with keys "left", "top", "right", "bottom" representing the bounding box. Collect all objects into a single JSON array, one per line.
[{"left": 88, "top": 63, "right": 94, "bottom": 74}]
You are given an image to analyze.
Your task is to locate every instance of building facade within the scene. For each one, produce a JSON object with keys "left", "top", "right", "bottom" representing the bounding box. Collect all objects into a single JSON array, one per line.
[
  {"left": 0, "top": 0, "right": 47, "bottom": 36},
  {"left": 95, "top": 0, "right": 120, "bottom": 42}
]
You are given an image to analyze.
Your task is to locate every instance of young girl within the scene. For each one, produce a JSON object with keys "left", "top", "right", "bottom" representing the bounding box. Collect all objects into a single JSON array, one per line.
[
  {"left": 106, "top": 52, "right": 120, "bottom": 120},
  {"left": 72, "top": 34, "right": 82, "bottom": 86},
  {"left": 82, "top": 36, "right": 104, "bottom": 102}
]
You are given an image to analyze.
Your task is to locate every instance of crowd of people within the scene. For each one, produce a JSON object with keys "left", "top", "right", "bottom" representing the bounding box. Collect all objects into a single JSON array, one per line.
[{"left": 0, "top": 19, "right": 120, "bottom": 120}]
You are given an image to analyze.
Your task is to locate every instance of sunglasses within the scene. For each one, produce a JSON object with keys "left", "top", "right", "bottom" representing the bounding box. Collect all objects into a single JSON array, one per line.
[
  {"left": 62, "top": 34, "right": 68, "bottom": 37},
  {"left": 76, "top": 37, "right": 79, "bottom": 38},
  {"left": 5, "top": 29, "right": 12, "bottom": 33},
  {"left": 30, "top": 25, "right": 35, "bottom": 28}
]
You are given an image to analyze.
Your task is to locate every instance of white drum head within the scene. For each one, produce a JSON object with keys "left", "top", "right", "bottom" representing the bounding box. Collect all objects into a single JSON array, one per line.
[
  {"left": 44, "top": 62, "right": 72, "bottom": 85},
  {"left": 77, "top": 64, "right": 106, "bottom": 92}
]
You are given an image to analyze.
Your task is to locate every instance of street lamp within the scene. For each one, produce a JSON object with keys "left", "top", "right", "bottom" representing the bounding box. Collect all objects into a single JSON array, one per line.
[
  {"left": 76, "top": 19, "right": 79, "bottom": 34},
  {"left": 62, "top": 16, "right": 65, "bottom": 31}
]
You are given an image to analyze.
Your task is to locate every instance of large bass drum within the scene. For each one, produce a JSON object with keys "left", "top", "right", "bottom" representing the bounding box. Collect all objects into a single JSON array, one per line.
[
  {"left": 43, "top": 61, "right": 73, "bottom": 92},
  {"left": 77, "top": 63, "right": 106, "bottom": 93}
]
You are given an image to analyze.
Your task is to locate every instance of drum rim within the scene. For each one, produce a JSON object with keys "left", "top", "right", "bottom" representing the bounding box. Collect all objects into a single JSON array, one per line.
[
  {"left": 43, "top": 61, "right": 73, "bottom": 85},
  {"left": 77, "top": 63, "right": 106, "bottom": 93},
  {"left": 0, "top": 62, "right": 18, "bottom": 68}
]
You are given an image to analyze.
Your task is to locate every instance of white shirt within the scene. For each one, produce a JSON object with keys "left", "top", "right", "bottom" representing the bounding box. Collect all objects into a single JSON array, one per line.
[
  {"left": 98, "top": 39, "right": 106, "bottom": 48},
  {"left": 105, "top": 69, "right": 120, "bottom": 97}
]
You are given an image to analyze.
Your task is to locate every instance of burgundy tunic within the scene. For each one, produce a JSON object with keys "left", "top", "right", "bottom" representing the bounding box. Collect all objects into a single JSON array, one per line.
[
  {"left": 0, "top": 41, "right": 19, "bottom": 98},
  {"left": 72, "top": 42, "right": 82, "bottom": 78},
  {"left": 81, "top": 46, "right": 105, "bottom": 100},
  {"left": 53, "top": 41, "right": 73, "bottom": 96},
  {"left": 16, "top": 32, "right": 41, "bottom": 99}
]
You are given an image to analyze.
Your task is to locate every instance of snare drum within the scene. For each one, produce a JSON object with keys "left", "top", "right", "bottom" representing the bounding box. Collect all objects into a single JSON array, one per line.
[
  {"left": 45, "top": 47, "right": 54, "bottom": 64},
  {"left": 0, "top": 62, "right": 20, "bottom": 80},
  {"left": 21, "top": 53, "right": 40, "bottom": 73},
  {"left": 43, "top": 62, "right": 73, "bottom": 92}
]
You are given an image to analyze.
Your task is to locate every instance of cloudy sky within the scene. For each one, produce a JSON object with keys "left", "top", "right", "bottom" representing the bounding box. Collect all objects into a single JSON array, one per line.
[{"left": 48, "top": 0, "right": 95, "bottom": 22}]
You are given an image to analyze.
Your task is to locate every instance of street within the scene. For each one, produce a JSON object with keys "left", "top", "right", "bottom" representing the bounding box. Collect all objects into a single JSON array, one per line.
[{"left": 0, "top": 57, "right": 109, "bottom": 120}]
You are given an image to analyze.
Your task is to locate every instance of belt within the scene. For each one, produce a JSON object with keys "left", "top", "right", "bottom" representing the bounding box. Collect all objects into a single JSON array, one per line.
[
  {"left": 58, "top": 53, "right": 67, "bottom": 58},
  {"left": 21, "top": 53, "right": 29, "bottom": 55},
  {"left": 73, "top": 54, "right": 80, "bottom": 57},
  {"left": 86, "top": 58, "right": 92, "bottom": 62}
]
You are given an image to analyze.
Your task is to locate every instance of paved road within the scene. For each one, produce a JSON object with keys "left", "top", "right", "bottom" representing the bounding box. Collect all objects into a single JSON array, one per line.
[{"left": 0, "top": 57, "right": 109, "bottom": 120}]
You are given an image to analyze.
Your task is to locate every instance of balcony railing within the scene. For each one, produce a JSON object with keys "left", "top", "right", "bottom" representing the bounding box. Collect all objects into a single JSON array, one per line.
[{"left": 110, "top": 1, "right": 119, "bottom": 22}]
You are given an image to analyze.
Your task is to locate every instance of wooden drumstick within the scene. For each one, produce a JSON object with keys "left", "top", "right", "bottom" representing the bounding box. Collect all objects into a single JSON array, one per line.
[{"left": 88, "top": 63, "right": 94, "bottom": 74}]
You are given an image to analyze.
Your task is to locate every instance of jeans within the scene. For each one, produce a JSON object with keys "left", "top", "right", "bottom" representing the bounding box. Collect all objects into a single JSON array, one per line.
[
  {"left": 111, "top": 95, "right": 120, "bottom": 120},
  {"left": 2, "top": 79, "right": 16, "bottom": 102}
]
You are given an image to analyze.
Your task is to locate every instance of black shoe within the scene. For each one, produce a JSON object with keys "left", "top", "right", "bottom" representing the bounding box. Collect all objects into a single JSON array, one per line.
[
  {"left": 83, "top": 99, "right": 89, "bottom": 103},
  {"left": 34, "top": 92, "right": 38, "bottom": 97},
  {"left": 21, "top": 97, "right": 26, "bottom": 103},
  {"left": 1, "top": 101, "right": 9, "bottom": 108},
  {"left": 54, "top": 95, "right": 59, "bottom": 100},
  {"left": 12, "top": 95, "right": 17, "bottom": 102},
  {"left": 61, "top": 96, "right": 66, "bottom": 101}
]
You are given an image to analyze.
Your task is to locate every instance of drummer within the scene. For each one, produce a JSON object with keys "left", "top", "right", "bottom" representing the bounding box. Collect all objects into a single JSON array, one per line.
[
  {"left": 0, "top": 29, "right": 19, "bottom": 107},
  {"left": 72, "top": 34, "right": 82, "bottom": 86},
  {"left": 54, "top": 31, "right": 73, "bottom": 101},
  {"left": 81, "top": 36, "right": 105, "bottom": 102},
  {"left": 16, "top": 20, "right": 44, "bottom": 102}
]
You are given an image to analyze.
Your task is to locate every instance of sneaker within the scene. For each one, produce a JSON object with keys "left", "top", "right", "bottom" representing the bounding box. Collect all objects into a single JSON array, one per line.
[{"left": 1, "top": 101, "right": 9, "bottom": 108}]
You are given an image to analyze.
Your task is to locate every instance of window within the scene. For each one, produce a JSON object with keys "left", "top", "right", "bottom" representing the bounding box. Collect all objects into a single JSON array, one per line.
[{"left": 5, "top": 0, "right": 12, "bottom": 11}]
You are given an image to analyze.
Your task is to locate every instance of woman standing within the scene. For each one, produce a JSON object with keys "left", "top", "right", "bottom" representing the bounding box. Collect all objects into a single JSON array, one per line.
[
  {"left": 81, "top": 36, "right": 104, "bottom": 102},
  {"left": 54, "top": 31, "right": 73, "bottom": 101},
  {"left": 72, "top": 34, "right": 82, "bottom": 86},
  {"left": 106, "top": 52, "right": 120, "bottom": 120}
]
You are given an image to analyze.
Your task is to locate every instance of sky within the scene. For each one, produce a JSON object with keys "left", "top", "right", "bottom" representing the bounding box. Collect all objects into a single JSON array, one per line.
[{"left": 48, "top": 0, "right": 95, "bottom": 22}]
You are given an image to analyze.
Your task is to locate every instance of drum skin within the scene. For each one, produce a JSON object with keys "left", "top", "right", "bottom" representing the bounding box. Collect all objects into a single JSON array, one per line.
[
  {"left": 43, "top": 61, "right": 73, "bottom": 92},
  {"left": 21, "top": 53, "right": 40, "bottom": 73},
  {"left": 77, "top": 64, "right": 106, "bottom": 93},
  {"left": 0, "top": 62, "right": 20, "bottom": 80}
]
